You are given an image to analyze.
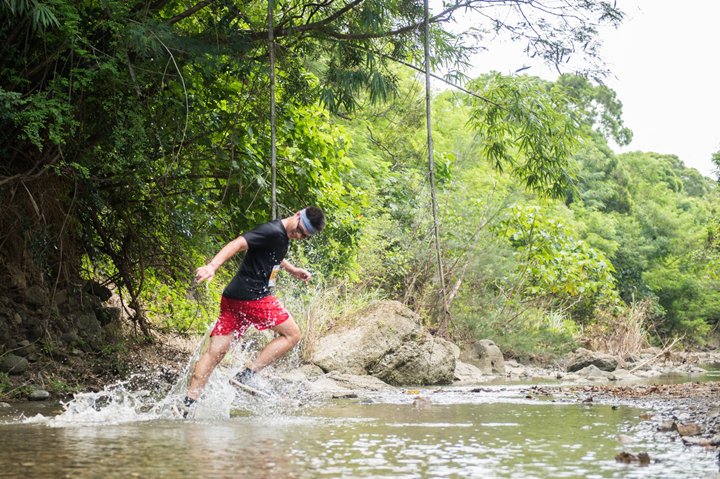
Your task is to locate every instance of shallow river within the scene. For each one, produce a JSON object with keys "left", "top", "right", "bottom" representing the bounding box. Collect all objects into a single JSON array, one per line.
[{"left": 1, "top": 382, "right": 718, "bottom": 478}]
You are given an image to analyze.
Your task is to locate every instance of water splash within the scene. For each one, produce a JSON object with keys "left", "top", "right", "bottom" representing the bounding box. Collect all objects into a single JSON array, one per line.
[{"left": 23, "top": 321, "right": 306, "bottom": 427}]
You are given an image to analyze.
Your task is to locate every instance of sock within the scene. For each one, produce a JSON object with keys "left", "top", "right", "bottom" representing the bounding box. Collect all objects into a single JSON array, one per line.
[{"left": 183, "top": 396, "right": 196, "bottom": 408}]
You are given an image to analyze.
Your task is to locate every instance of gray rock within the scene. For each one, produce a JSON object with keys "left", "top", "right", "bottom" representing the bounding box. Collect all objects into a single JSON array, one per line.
[
  {"left": 28, "top": 389, "right": 50, "bottom": 401},
  {"left": 567, "top": 348, "right": 619, "bottom": 372},
  {"left": 307, "top": 372, "right": 393, "bottom": 395},
  {"left": 574, "top": 364, "right": 612, "bottom": 379},
  {"left": 311, "top": 301, "right": 422, "bottom": 375},
  {"left": 0, "top": 402, "right": 10, "bottom": 407},
  {"left": 454, "top": 361, "right": 487, "bottom": 382},
  {"left": 0, "top": 355, "right": 28, "bottom": 375},
  {"left": 370, "top": 338, "right": 456, "bottom": 386},
  {"left": 24, "top": 286, "right": 47, "bottom": 307},
  {"left": 459, "top": 339, "right": 505, "bottom": 375},
  {"left": 13, "top": 313, "right": 22, "bottom": 325}
]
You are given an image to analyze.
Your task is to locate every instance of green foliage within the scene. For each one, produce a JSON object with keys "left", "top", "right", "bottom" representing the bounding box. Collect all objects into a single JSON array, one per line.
[
  {"left": 467, "top": 74, "right": 584, "bottom": 199},
  {"left": 495, "top": 205, "right": 619, "bottom": 306}
]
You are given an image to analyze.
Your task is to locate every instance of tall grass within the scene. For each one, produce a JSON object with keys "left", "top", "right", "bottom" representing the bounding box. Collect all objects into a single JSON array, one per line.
[{"left": 585, "top": 299, "right": 652, "bottom": 357}]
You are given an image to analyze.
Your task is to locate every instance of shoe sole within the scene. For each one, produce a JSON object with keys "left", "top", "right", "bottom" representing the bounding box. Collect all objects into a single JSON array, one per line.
[{"left": 229, "top": 377, "right": 272, "bottom": 398}]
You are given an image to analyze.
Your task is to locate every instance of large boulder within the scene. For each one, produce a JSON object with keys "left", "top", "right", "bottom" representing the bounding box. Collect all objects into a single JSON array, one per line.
[
  {"left": 459, "top": 339, "right": 505, "bottom": 375},
  {"left": 567, "top": 348, "right": 619, "bottom": 372},
  {"left": 311, "top": 301, "right": 422, "bottom": 375},
  {"left": 370, "top": 337, "right": 456, "bottom": 386}
]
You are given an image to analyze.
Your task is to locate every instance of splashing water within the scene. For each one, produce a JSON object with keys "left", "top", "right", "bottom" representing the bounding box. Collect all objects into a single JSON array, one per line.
[{"left": 22, "top": 318, "right": 305, "bottom": 427}]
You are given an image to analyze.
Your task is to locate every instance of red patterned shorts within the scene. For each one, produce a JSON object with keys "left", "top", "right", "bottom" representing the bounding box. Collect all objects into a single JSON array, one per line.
[{"left": 211, "top": 295, "right": 290, "bottom": 337}]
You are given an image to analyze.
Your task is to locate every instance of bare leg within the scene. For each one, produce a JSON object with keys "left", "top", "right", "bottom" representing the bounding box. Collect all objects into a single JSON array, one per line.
[
  {"left": 248, "top": 316, "right": 301, "bottom": 372},
  {"left": 187, "top": 334, "right": 234, "bottom": 400}
]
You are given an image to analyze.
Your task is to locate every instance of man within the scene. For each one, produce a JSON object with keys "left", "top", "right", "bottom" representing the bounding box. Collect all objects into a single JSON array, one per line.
[{"left": 180, "top": 207, "right": 326, "bottom": 415}]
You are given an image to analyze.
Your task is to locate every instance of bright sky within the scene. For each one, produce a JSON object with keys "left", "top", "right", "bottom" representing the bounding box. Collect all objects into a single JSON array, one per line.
[{"left": 443, "top": 0, "right": 720, "bottom": 178}]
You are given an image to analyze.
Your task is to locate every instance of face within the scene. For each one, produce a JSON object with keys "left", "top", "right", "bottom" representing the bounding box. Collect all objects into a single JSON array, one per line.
[{"left": 292, "top": 215, "right": 310, "bottom": 240}]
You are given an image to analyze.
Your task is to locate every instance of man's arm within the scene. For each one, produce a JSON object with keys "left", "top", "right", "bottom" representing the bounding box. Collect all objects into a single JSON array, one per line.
[
  {"left": 196, "top": 236, "right": 249, "bottom": 283},
  {"left": 281, "top": 259, "right": 312, "bottom": 283}
]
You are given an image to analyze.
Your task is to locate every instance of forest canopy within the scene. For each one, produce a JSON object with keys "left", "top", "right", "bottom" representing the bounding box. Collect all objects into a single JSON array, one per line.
[{"left": 2, "top": 0, "right": 718, "bottom": 352}]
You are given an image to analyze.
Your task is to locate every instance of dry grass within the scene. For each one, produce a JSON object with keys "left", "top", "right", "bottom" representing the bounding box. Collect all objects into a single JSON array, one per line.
[
  {"left": 281, "top": 283, "right": 385, "bottom": 363},
  {"left": 585, "top": 299, "right": 652, "bottom": 357}
]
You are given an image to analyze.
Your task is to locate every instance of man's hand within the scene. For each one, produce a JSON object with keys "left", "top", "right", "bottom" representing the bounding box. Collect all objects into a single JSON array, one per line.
[
  {"left": 196, "top": 263, "right": 219, "bottom": 283},
  {"left": 290, "top": 267, "right": 312, "bottom": 283}
]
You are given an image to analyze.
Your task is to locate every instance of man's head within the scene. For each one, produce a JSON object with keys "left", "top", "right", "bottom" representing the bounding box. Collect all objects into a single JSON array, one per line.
[{"left": 292, "top": 206, "right": 326, "bottom": 240}]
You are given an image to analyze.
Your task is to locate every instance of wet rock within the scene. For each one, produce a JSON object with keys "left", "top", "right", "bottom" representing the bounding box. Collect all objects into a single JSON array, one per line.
[
  {"left": 0, "top": 355, "right": 28, "bottom": 375},
  {"left": 676, "top": 423, "right": 702, "bottom": 436},
  {"left": 370, "top": 337, "right": 456, "bottom": 386},
  {"left": 567, "top": 348, "right": 619, "bottom": 372},
  {"left": 615, "top": 451, "right": 650, "bottom": 465},
  {"left": 83, "top": 280, "right": 112, "bottom": 301},
  {"left": 459, "top": 339, "right": 505, "bottom": 375},
  {"left": 0, "top": 402, "right": 9, "bottom": 407},
  {"left": 412, "top": 397, "right": 432, "bottom": 408},
  {"left": 311, "top": 301, "right": 422, "bottom": 375},
  {"left": 24, "top": 286, "right": 47, "bottom": 307},
  {"left": 28, "top": 389, "right": 50, "bottom": 401},
  {"left": 657, "top": 420, "right": 676, "bottom": 432}
]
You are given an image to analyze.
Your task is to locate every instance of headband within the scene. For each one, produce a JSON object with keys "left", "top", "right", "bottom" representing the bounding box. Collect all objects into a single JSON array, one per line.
[{"left": 299, "top": 209, "right": 317, "bottom": 236}]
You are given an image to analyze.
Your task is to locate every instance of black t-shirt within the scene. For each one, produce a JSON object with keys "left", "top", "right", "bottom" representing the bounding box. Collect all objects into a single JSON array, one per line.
[{"left": 222, "top": 219, "right": 290, "bottom": 301}]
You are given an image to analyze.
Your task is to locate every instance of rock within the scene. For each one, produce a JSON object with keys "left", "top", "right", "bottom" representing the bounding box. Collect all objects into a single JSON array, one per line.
[
  {"left": 412, "top": 397, "right": 432, "bottom": 408},
  {"left": 675, "top": 423, "right": 702, "bottom": 436},
  {"left": 277, "top": 364, "right": 325, "bottom": 382},
  {"left": 567, "top": 348, "right": 619, "bottom": 372},
  {"left": 28, "top": 389, "right": 50, "bottom": 401},
  {"left": 24, "top": 286, "right": 47, "bottom": 307},
  {"left": 574, "top": 364, "right": 612, "bottom": 379},
  {"left": 447, "top": 342, "right": 460, "bottom": 360},
  {"left": 0, "top": 402, "right": 10, "bottom": 407},
  {"left": 16, "top": 342, "right": 38, "bottom": 358},
  {"left": 75, "top": 314, "right": 102, "bottom": 338},
  {"left": 609, "top": 369, "right": 640, "bottom": 381},
  {"left": 459, "top": 339, "right": 505, "bottom": 375},
  {"left": 95, "top": 307, "right": 121, "bottom": 326},
  {"left": 369, "top": 338, "right": 456, "bottom": 386},
  {"left": 61, "top": 332, "right": 80, "bottom": 344},
  {"left": 454, "top": 361, "right": 487, "bottom": 382},
  {"left": 307, "top": 372, "right": 393, "bottom": 395},
  {"left": 83, "top": 280, "right": 112, "bottom": 301},
  {"left": 53, "top": 289, "right": 68, "bottom": 307},
  {"left": 311, "top": 301, "right": 422, "bottom": 375},
  {"left": 0, "top": 355, "right": 29, "bottom": 375},
  {"left": 615, "top": 451, "right": 650, "bottom": 465}
]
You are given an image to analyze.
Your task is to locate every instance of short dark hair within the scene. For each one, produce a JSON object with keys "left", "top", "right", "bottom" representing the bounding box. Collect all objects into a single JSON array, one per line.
[{"left": 306, "top": 206, "right": 326, "bottom": 233}]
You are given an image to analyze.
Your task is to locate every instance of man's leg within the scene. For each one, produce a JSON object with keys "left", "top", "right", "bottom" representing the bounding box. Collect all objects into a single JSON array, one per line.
[
  {"left": 247, "top": 316, "right": 301, "bottom": 372},
  {"left": 187, "top": 334, "right": 234, "bottom": 400}
]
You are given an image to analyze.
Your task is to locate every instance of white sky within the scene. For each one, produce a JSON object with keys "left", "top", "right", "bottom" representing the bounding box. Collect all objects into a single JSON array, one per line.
[{"left": 442, "top": 0, "right": 720, "bottom": 178}]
